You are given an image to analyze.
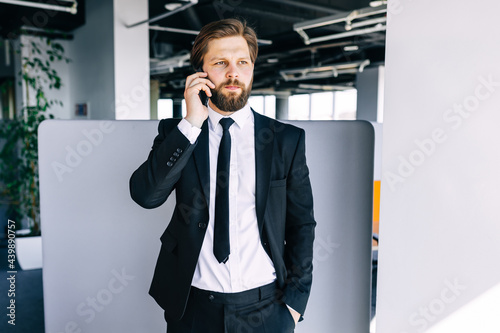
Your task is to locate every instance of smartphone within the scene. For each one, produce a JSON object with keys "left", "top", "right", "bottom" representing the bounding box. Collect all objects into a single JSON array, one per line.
[{"left": 196, "top": 67, "right": 209, "bottom": 106}]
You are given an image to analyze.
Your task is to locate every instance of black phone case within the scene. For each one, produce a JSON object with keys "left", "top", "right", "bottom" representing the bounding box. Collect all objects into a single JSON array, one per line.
[{"left": 196, "top": 67, "right": 209, "bottom": 106}]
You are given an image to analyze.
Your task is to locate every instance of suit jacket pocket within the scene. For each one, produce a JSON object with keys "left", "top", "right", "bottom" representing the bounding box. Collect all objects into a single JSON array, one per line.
[{"left": 266, "top": 178, "right": 287, "bottom": 248}]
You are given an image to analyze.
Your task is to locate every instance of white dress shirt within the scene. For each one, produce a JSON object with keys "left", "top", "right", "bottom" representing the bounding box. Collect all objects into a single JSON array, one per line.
[{"left": 177, "top": 104, "right": 276, "bottom": 293}]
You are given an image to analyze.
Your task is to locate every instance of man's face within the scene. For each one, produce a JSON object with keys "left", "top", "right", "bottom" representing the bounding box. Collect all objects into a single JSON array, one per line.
[{"left": 202, "top": 36, "right": 254, "bottom": 113}]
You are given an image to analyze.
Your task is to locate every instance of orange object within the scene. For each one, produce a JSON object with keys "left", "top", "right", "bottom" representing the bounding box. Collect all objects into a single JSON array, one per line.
[{"left": 372, "top": 180, "right": 381, "bottom": 246}]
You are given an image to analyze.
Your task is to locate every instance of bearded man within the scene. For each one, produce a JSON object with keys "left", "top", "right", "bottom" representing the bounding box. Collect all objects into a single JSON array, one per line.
[{"left": 130, "top": 18, "right": 316, "bottom": 333}]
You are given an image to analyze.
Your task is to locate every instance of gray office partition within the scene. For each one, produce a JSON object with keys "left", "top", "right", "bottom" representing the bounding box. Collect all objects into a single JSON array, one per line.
[{"left": 39, "top": 119, "right": 374, "bottom": 333}]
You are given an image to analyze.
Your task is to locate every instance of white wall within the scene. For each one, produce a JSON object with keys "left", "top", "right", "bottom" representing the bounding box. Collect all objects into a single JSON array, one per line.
[{"left": 377, "top": 0, "right": 500, "bottom": 332}]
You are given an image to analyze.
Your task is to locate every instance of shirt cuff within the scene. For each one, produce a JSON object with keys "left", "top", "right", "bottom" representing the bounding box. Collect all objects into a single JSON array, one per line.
[{"left": 177, "top": 118, "right": 202, "bottom": 144}]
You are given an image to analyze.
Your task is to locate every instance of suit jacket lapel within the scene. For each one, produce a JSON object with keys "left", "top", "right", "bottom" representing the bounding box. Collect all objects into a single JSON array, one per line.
[
  {"left": 193, "top": 120, "right": 210, "bottom": 208},
  {"left": 254, "top": 111, "right": 274, "bottom": 232}
]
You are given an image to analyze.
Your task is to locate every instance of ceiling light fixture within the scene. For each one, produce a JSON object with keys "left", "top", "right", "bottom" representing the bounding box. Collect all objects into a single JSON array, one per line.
[
  {"left": 150, "top": 52, "right": 191, "bottom": 75},
  {"left": 369, "top": 1, "right": 387, "bottom": 7},
  {"left": 0, "top": 0, "right": 78, "bottom": 14},
  {"left": 165, "top": 3, "right": 183, "bottom": 11},
  {"left": 128, "top": 0, "right": 198, "bottom": 28},
  {"left": 294, "top": 5, "right": 387, "bottom": 45},
  {"left": 298, "top": 83, "right": 354, "bottom": 91},
  {"left": 279, "top": 60, "right": 371, "bottom": 81},
  {"left": 343, "top": 45, "right": 359, "bottom": 52}
]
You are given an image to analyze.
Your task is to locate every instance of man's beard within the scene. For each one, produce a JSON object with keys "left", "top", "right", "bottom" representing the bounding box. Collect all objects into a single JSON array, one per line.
[{"left": 210, "top": 78, "right": 252, "bottom": 112}]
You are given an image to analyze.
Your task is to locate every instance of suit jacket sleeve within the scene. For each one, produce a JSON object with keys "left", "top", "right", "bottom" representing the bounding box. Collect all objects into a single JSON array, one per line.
[
  {"left": 129, "top": 119, "right": 196, "bottom": 209},
  {"left": 282, "top": 128, "right": 316, "bottom": 317}
]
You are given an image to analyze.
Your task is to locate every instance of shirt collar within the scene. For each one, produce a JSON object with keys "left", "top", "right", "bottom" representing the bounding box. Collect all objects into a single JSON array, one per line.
[{"left": 208, "top": 103, "right": 252, "bottom": 131}]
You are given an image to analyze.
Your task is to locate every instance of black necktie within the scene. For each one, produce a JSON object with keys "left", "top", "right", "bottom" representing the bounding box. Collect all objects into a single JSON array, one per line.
[{"left": 214, "top": 117, "right": 234, "bottom": 264}]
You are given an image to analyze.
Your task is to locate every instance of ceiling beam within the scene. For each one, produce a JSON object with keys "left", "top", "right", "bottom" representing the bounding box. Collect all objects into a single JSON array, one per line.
[
  {"left": 149, "top": 25, "right": 273, "bottom": 45},
  {"left": 127, "top": 0, "right": 197, "bottom": 28}
]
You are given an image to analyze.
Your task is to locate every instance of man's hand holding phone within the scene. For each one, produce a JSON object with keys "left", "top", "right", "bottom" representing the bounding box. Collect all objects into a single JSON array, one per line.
[{"left": 184, "top": 71, "right": 215, "bottom": 128}]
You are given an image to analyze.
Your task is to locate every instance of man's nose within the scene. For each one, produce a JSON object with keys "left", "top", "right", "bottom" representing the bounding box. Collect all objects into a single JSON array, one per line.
[{"left": 226, "top": 63, "right": 239, "bottom": 79}]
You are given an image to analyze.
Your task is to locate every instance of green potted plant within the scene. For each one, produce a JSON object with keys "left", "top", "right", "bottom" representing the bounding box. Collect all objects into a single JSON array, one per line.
[{"left": 0, "top": 35, "right": 69, "bottom": 267}]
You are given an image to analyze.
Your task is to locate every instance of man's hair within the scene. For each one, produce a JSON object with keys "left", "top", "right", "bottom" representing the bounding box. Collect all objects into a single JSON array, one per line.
[{"left": 190, "top": 19, "right": 258, "bottom": 71}]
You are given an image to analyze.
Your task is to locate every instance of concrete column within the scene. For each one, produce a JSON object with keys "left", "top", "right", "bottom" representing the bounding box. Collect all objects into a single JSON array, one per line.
[
  {"left": 113, "top": 0, "right": 149, "bottom": 119},
  {"left": 356, "top": 65, "right": 384, "bottom": 123},
  {"left": 68, "top": 0, "right": 114, "bottom": 119},
  {"left": 150, "top": 79, "right": 159, "bottom": 119},
  {"left": 67, "top": 0, "right": 149, "bottom": 120},
  {"left": 172, "top": 98, "right": 183, "bottom": 119},
  {"left": 275, "top": 95, "right": 289, "bottom": 120}
]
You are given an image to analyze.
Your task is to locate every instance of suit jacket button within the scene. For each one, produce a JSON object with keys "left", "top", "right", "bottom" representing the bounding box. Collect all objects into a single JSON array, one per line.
[
  {"left": 177, "top": 148, "right": 183, "bottom": 153},
  {"left": 208, "top": 294, "right": 214, "bottom": 301},
  {"left": 167, "top": 161, "right": 173, "bottom": 167},
  {"left": 198, "top": 222, "right": 207, "bottom": 229}
]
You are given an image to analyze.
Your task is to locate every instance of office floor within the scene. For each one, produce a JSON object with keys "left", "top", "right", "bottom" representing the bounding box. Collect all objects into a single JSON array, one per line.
[{"left": 0, "top": 242, "right": 45, "bottom": 333}]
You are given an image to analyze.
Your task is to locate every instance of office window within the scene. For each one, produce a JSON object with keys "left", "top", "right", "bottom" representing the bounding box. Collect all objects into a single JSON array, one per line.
[
  {"left": 333, "top": 89, "right": 357, "bottom": 120},
  {"left": 265, "top": 96, "right": 276, "bottom": 119},
  {"left": 311, "top": 92, "right": 334, "bottom": 120},
  {"left": 158, "top": 99, "right": 173, "bottom": 119},
  {"left": 159, "top": 95, "right": 278, "bottom": 119},
  {"left": 249, "top": 95, "right": 264, "bottom": 114},
  {"left": 249, "top": 95, "right": 276, "bottom": 118},
  {"left": 288, "top": 94, "right": 310, "bottom": 120},
  {"left": 289, "top": 92, "right": 337, "bottom": 120},
  {"left": 181, "top": 99, "right": 187, "bottom": 117}
]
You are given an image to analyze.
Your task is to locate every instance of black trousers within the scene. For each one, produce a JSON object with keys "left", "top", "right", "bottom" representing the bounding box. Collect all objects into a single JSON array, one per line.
[{"left": 166, "top": 282, "right": 296, "bottom": 333}]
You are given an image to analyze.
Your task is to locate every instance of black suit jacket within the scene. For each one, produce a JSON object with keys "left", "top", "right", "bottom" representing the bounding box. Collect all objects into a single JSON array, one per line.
[{"left": 129, "top": 111, "right": 316, "bottom": 322}]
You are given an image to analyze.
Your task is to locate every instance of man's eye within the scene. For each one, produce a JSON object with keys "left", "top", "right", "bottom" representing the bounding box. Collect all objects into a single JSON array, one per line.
[{"left": 215, "top": 61, "right": 225, "bottom": 65}]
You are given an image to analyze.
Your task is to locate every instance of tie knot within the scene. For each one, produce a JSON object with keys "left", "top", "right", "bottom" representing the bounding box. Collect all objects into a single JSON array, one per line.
[{"left": 219, "top": 118, "right": 234, "bottom": 131}]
